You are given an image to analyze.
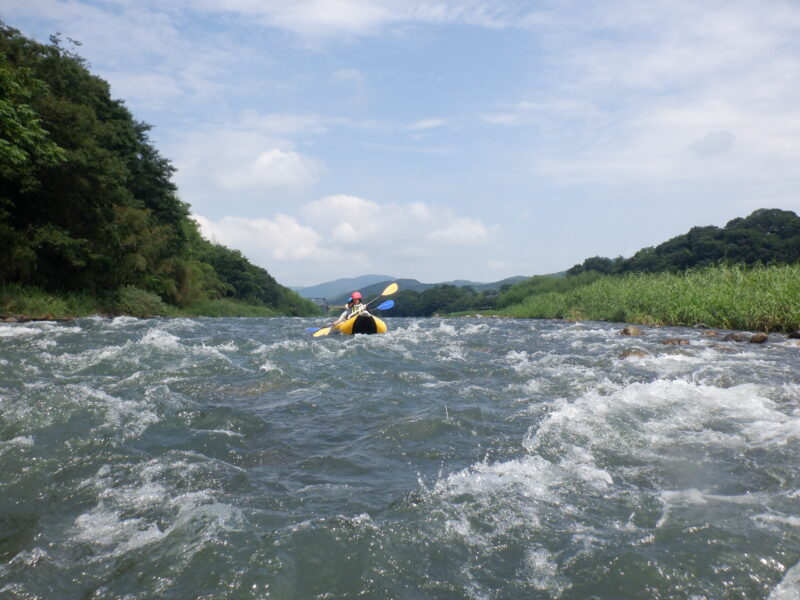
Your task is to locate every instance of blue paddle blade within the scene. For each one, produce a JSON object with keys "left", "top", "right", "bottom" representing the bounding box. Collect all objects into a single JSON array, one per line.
[
  {"left": 305, "top": 327, "right": 321, "bottom": 332},
  {"left": 375, "top": 299, "right": 394, "bottom": 310}
]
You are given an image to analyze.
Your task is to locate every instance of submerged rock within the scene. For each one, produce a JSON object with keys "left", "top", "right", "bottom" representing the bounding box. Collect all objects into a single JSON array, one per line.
[
  {"left": 619, "top": 348, "right": 648, "bottom": 358},
  {"left": 661, "top": 338, "right": 690, "bottom": 345},
  {"left": 702, "top": 330, "right": 720, "bottom": 336},
  {"left": 620, "top": 326, "right": 643, "bottom": 336},
  {"left": 788, "top": 330, "right": 800, "bottom": 339},
  {"left": 749, "top": 333, "right": 769, "bottom": 344},
  {"left": 723, "top": 333, "right": 750, "bottom": 343}
]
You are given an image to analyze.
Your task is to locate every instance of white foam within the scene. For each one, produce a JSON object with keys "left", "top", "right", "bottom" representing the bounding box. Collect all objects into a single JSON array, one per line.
[
  {"left": 769, "top": 560, "right": 800, "bottom": 600},
  {"left": 1, "top": 435, "right": 34, "bottom": 448},
  {"left": 75, "top": 385, "right": 159, "bottom": 438},
  {"left": 259, "top": 360, "right": 283, "bottom": 374},
  {"left": 461, "top": 323, "right": 490, "bottom": 335},
  {"left": 0, "top": 325, "right": 40, "bottom": 337},
  {"left": 436, "top": 343, "right": 468, "bottom": 362},
  {"left": 524, "top": 380, "right": 800, "bottom": 463},
  {"left": 753, "top": 511, "right": 800, "bottom": 531},
  {"left": 523, "top": 548, "right": 569, "bottom": 594},
  {"left": 109, "top": 316, "right": 140, "bottom": 327},
  {"left": 203, "top": 429, "right": 244, "bottom": 438},
  {"left": 140, "top": 328, "right": 182, "bottom": 349},
  {"left": 71, "top": 457, "right": 242, "bottom": 562}
]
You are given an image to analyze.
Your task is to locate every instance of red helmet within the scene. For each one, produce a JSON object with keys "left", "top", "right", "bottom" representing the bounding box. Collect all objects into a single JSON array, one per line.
[{"left": 350, "top": 291, "right": 362, "bottom": 301}]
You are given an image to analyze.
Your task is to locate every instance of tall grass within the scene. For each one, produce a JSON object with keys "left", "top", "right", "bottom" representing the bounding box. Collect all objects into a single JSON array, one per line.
[
  {"left": 0, "top": 284, "right": 285, "bottom": 320},
  {"left": 0, "top": 284, "right": 103, "bottom": 319},
  {"left": 503, "top": 264, "right": 800, "bottom": 332},
  {"left": 496, "top": 271, "right": 601, "bottom": 308}
]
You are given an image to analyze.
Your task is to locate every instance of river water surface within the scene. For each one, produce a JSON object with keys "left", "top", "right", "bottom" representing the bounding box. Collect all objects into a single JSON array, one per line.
[{"left": 1, "top": 316, "right": 799, "bottom": 599}]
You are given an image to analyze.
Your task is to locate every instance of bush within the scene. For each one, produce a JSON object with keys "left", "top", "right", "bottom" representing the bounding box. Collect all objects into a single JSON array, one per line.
[{"left": 114, "top": 285, "right": 168, "bottom": 318}]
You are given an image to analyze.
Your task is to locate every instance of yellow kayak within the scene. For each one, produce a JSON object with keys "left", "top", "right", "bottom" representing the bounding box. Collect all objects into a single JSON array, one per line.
[{"left": 335, "top": 313, "right": 387, "bottom": 335}]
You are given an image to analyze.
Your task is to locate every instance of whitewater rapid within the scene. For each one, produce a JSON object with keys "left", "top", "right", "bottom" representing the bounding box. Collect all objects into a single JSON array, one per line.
[{"left": 1, "top": 316, "right": 798, "bottom": 599}]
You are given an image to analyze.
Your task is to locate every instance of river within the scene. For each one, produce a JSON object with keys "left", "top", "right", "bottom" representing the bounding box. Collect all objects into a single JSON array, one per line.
[{"left": 1, "top": 316, "right": 799, "bottom": 599}]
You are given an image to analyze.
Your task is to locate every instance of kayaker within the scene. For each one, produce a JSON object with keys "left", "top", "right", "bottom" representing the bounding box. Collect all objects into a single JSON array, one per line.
[{"left": 332, "top": 291, "right": 370, "bottom": 326}]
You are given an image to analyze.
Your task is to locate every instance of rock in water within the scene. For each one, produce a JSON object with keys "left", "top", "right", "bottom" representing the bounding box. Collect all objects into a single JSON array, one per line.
[
  {"left": 723, "top": 332, "right": 750, "bottom": 343},
  {"left": 620, "top": 326, "right": 643, "bottom": 336}
]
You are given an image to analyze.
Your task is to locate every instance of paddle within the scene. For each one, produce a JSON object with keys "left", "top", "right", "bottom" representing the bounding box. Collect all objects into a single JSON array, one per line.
[{"left": 312, "top": 282, "right": 398, "bottom": 337}]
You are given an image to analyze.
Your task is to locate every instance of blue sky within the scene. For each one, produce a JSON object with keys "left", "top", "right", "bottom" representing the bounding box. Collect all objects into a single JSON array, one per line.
[{"left": 4, "top": 1, "right": 800, "bottom": 286}]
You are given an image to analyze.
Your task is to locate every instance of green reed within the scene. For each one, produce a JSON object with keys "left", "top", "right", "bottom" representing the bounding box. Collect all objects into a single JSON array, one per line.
[
  {"left": 0, "top": 284, "right": 102, "bottom": 319},
  {"left": 503, "top": 264, "right": 800, "bottom": 332},
  {"left": 0, "top": 284, "right": 282, "bottom": 320}
]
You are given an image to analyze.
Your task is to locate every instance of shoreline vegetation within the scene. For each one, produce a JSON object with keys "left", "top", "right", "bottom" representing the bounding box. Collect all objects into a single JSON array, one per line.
[
  {"left": 0, "top": 283, "right": 291, "bottom": 321},
  {"left": 457, "top": 263, "right": 800, "bottom": 333},
  {"left": 5, "top": 263, "right": 799, "bottom": 335}
]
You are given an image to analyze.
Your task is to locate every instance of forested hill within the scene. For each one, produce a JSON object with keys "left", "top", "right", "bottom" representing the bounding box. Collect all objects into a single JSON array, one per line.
[
  {"left": 0, "top": 23, "right": 316, "bottom": 317},
  {"left": 567, "top": 208, "right": 800, "bottom": 276}
]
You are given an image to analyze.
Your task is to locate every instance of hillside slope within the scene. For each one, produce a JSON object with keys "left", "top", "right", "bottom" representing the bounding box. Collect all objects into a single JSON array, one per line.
[{"left": 0, "top": 22, "right": 316, "bottom": 317}]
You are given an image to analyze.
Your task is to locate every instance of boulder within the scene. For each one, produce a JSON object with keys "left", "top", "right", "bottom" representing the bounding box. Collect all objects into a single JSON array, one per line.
[
  {"left": 619, "top": 348, "right": 648, "bottom": 358},
  {"left": 620, "top": 326, "right": 643, "bottom": 336},
  {"left": 702, "top": 330, "right": 720, "bottom": 336},
  {"left": 749, "top": 333, "right": 769, "bottom": 344},
  {"left": 660, "top": 338, "right": 690, "bottom": 345},
  {"left": 788, "top": 330, "right": 800, "bottom": 339},
  {"left": 723, "top": 332, "right": 750, "bottom": 343},
  {"left": 710, "top": 343, "right": 735, "bottom": 352}
]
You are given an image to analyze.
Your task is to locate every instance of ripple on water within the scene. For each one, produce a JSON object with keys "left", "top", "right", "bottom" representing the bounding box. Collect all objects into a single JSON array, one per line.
[{"left": 1, "top": 317, "right": 798, "bottom": 599}]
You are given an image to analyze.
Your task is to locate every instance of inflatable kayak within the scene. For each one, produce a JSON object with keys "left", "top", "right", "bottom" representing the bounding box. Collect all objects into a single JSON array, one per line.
[{"left": 335, "top": 313, "right": 387, "bottom": 335}]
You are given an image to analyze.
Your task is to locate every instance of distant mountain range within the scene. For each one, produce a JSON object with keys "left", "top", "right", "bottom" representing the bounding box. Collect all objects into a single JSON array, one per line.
[
  {"left": 292, "top": 275, "right": 395, "bottom": 299},
  {"left": 295, "top": 275, "right": 530, "bottom": 304}
]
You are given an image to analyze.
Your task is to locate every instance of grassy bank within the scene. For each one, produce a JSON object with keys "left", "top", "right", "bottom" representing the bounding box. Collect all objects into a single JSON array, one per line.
[
  {"left": 501, "top": 263, "right": 800, "bottom": 332},
  {"left": 0, "top": 284, "right": 316, "bottom": 320}
]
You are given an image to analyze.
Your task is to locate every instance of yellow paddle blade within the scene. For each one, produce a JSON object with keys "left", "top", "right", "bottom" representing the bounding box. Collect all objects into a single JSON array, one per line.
[
  {"left": 313, "top": 326, "right": 333, "bottom": 337},
  {"left": 382, "top": 282, "right": 398, "bottom": 296}
]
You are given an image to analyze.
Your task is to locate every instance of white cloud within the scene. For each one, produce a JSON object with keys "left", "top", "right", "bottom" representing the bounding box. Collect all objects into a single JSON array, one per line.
[
  {"left": 408, "top": 118, "right": 448, "bottom": 131},
  {"left": 163, "top": 112, "right": 329, "bottom": 209},
  {"left": 193, "top": 214, "right": 322, "bottom": 261},
  {"left": 331, "top": 68, "right": 367, "bottom": 84},
  {"left": 216, "top": 149, "right": 323, "bottom": 189},
  {"left": 428, "top": 217, "right": 489, "bottom": 245},
  {"left": 689, "top": 131, "right": 736, "bottom": 157},
  {"left": 303, "top": 194, "right": 381, "bottom": 221},
  {"left": 183, "top": 0, "right": 537, "bottom": 37},
  {"left": 479, "top": 1, "right": 800, "bottom": 190},
  {"left": 194, "top": 194, "right": 498, "bottom": 284}
]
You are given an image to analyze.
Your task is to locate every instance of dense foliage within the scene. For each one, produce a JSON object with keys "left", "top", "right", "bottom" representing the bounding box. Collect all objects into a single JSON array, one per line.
[
  {"left": 0, "top": 23, "right": 316, "bottom": 316},
  {"left": 567, "top": 209, "right": 800, "bottom": 276}
]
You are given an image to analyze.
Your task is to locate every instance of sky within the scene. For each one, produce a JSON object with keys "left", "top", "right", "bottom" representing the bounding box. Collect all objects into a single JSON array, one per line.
[{"left": 3, "top": 0, "right": 800, "bottom": 287}]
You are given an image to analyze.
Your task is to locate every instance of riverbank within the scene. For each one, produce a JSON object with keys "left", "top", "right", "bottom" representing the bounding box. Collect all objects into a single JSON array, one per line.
[
  {"left": 498, "top": 263, "right": 800, "bottom": 332},
  {"left": 0, "top": 284, "right": 315, "bottom": 321}
]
